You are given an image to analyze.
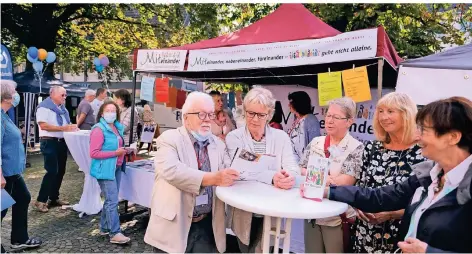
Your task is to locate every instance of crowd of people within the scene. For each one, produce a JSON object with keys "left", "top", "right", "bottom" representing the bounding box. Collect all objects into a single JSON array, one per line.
[{"left": 1, "top": 79, "right": 472, "bottom": 253}]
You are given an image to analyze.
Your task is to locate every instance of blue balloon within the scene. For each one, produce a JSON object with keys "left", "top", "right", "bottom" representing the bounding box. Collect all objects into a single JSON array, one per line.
[
  {"left": 33, "top": 61, "right": 43, "bottom": 73},
  {"left": 46, "top": 52, "right": 56, "bottom": 63},
  {"left": 27, "top": 54, "right": 38, "bottom": 63},
  {"left": 93, "top": 57, "right": 101, "bottom": 66},
  {"left": 96, "top": 65, "right": 104, "bottom": 73},
  {"left": 27, "top": 47, "right": 38, "bottom": 59}
]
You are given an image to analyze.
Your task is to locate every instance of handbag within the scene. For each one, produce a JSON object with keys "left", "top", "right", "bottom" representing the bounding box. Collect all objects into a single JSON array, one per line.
[{"left": 324, "top": 136, "right": 354, "bottom": 252}]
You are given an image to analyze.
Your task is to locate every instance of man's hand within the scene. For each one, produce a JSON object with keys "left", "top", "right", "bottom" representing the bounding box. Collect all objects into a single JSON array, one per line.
[
  {"left": 355, "top": 208, "right": 372, "bottom": 223},
  {"left": 213, "top": 169, "right": 239, "bottom": 187},
  {"left": 273, "top": 170, "right": 295, "bottom": 190},
  {"left": 1, "top": 174, "right": 6, "bottom": 189},
  {"left": 63, "top": 124, "right": 78, "bottom": 132},
  {"left": 398, "top": 238, "right": 428, "bottom": 253}
]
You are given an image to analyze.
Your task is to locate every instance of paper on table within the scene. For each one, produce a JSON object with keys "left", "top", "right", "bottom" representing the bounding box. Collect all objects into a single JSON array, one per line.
[
  {"left": 230, "top": 148, "right": 276, "bottom": 181},
  {"left": 342, "top": 66, "right": 372, "bottom": 103},
  {"left": 303, "top": 156, "right": 330, "bottom": 201},
  {"left": 318, "top": 71, "right": 342, "bottom": 106},
  {"left": 1, "top": 189, "right": 16, "bottom": 211}
]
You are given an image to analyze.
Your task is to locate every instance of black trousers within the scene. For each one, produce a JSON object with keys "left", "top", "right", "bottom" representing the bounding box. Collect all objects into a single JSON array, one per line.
[
  {"left": 1, "top": 175, "right": 31, "bottom": 244},
  {"left": 153, "top": 215, "right": 217, "bottom": 253},
  {"left": 37, "top": 139, "right": 68, "bottom": 203}
]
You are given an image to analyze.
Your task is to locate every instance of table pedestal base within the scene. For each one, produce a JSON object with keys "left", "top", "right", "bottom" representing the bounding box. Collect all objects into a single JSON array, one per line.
[{"left": 262, "top": 215, "right": 293, "bottom": 254}]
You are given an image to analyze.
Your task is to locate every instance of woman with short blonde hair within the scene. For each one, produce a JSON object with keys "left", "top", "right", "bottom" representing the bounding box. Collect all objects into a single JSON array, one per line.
[{"left": 349, "top": 92, "right": 426, "bottom": 253}]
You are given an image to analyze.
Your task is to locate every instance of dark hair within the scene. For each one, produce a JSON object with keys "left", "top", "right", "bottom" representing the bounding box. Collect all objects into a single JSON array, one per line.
[
  {"left": 288, "top": 91, "right": 312, "bottom": 115},
  {"left": 114, "top": 89, "right": 132, "bottom": 108},
  {"left": 270, "top": 101, "right": 283, "bottom": 124},
  {"left": 96, "top": 88, "right": 106, "bottom": 97},
  {"left": 209, "top": 90, "right": 221, "bottom": 96},
  {"left": 96, "top": 100, "right": 121, "bottom": 123},
  {"left": 416, "top": 96, "right": 472, "bottom": 153}
]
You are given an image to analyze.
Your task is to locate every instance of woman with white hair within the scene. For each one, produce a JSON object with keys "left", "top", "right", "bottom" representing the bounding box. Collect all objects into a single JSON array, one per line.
[
  {"left": 225, "top": 87, "right": 300, "bottom": 253},
  {"left": 1, "top": 80, "right": 42, "bottom": 252},
  {"left": 300, "top": 97, "right": 363, "bottom": 253}
]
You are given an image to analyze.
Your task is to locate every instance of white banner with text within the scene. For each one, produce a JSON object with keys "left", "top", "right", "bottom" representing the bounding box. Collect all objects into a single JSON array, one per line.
[
  {"left": 135, "top": 49, "right": 187, "bottom": 71},
  {"left": 188, "top": 28, "right": 378, "bottom": 71}
]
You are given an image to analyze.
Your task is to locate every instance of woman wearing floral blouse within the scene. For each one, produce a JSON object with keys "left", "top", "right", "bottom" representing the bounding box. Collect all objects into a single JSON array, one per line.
[
  {"left": 300, "top": 97, "right": 363, "bottom": 253},
  {"left": 350, "top": 92, "right": 426, "bottom": 253}
]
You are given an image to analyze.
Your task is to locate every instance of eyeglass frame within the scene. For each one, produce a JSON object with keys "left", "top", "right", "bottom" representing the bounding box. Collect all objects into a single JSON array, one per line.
[
  {"left": 245, "top": 110, "right": 269, "bottom": 120},
  {"left": 325, "top": 114, "right": 349, "bottom": 121},
  {"left": 186, "top": 112, "right": 216, "bottom": 120}
]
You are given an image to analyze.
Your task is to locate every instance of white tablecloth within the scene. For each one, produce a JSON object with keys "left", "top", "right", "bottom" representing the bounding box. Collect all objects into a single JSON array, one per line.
[
  {"left": 119, "top": 160, "right": 155, "bottom": 208},
  {"left": 216, "top": 181, "right": 348, "bottom": 253},
  {"left": 64, "top": 131, "right": 102, "bottom": 215}
]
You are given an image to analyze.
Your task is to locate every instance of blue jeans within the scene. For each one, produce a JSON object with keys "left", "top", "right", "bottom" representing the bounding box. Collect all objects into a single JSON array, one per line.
[{"left": 97, "top": 164, "right": 123, "bottom": 237}]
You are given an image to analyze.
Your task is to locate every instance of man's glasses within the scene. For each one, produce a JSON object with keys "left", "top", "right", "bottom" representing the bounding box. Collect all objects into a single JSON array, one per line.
[
  {"left": 61, "top": 94, "right": 67, "bottom": 98},
  {"left": 246, "top": 111, "right": 268, "bottom": 119},
  {"left": 187, "top": 112, "right": 216, "bottom": 120},
  {"left": 325, "top": 114, "right": 348, "bottom": 121}
]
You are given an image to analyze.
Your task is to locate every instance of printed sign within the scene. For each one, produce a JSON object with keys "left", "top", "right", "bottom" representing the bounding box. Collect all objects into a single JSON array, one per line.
[
  {"left": 1, "top": 44, "right": 13, "bottom": 80},
  {"left": 263, "top": 85, "right": 394, "bottom": 142},
  {"left": 188, "top": 28, "right": 378, "bottom": 71},
  {"left": 135, "top": 49, "right": 187, "bottom": 71},
  {"left": 318, "top": 71, "right": 342, "bottom": 106}
]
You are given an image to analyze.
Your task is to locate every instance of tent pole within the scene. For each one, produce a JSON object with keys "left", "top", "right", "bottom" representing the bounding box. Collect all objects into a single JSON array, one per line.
[
  {"left": 129, "top": 71, "right": 138, "bottom": 146},
  {"left": 377, "top": 58, "right": 384, "bottom": 100}
]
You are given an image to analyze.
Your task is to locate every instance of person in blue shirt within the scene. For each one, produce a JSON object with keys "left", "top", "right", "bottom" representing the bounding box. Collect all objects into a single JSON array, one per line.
[{"left": 1, "top": 80, "right": 42, "bottom": 252}]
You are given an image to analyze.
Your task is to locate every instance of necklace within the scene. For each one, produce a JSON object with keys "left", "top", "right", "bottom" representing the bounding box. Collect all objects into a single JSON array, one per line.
[{"left": 433, "top": 170, "right": 445, "bottom": 193}]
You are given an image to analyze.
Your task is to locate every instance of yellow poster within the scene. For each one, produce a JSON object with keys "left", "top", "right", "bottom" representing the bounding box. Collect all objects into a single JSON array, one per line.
[
  {"left": 342, "top": 66, "right": 372, "bottom": 103},
  {"left": 318, "top": 71, "right": 342, "bottom": 106}
]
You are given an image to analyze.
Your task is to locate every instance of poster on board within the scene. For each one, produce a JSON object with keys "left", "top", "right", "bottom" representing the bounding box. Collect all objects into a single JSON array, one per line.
[{"left": 263, "top": 85, "right": 394, "bottom": 142}]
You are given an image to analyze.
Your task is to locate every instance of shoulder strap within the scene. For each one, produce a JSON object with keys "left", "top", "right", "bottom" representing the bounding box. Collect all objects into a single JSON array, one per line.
[{"left": 324, "top": 135, "right": 331, "bottom": 158}]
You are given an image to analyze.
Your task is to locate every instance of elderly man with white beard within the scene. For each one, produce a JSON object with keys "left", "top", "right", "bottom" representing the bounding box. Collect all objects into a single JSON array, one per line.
[{"left": 144, "top": 91, "right": 240, "bottom": 253}]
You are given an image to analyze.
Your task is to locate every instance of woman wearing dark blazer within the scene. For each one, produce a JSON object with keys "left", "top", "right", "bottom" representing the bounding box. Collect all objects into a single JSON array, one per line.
[{"left": 303, "top": 96, "right": 472, "bottom": 253}]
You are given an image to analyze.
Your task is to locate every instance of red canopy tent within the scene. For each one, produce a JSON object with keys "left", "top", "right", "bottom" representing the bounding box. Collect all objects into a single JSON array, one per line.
[
  {"left": 128, "top": 4, "right": 403, "bottom": 143},
  {"left": 133, "top": 4, "right": 402, "bottom": 91}
]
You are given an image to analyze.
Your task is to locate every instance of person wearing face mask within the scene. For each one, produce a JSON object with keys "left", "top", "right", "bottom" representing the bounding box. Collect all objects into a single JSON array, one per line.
[
  {"left": 34, "top": 86, "right": 78, "bottom": 213},
  {"left": 144, "top": 92, "right": 240, "bottom": 253},
  {"left": 89, "top": 100, "right": 131, "bottom": 245},
  {"left": 1, "top": 80, "right": 43, "bottom": 252}
]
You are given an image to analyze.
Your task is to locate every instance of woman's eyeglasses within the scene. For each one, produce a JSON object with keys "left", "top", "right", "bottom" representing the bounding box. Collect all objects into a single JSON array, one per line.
[
  {"left": 325, "top": 114, "right": 348, "bottom": 121},
  {"left": 246, "top": 111, "right": 268, "bottom": 119},
  {"left": 186, "top": 112, "right": 216, "bottom": 120}
]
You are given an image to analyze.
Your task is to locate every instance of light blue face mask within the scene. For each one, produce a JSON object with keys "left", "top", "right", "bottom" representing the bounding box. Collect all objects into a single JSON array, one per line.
[
  {"left": 12, "top": 93, "right": 20, "bottom": 107},
  {"left": 103, "top": 112, "right": 117, "bottom": 123},
  {"left": 190, "top": 130, "right": 211, "bottom": 142}
]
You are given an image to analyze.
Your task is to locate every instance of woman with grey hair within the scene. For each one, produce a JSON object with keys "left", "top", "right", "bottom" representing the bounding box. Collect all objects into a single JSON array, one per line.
[
  {"left": 1, "top": 80, "right": 42, "bottom": 252},
  {"left": 225, "top": 86, "right": 300, "bottom": 253},
  {"left": 299, "top": 97, "right": 363, "bottom": 253}
]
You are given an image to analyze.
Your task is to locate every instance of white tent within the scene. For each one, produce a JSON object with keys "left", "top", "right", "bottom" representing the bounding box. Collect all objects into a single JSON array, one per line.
[{"left": 396, "top": 43, "right": 472, "bottom": 105}]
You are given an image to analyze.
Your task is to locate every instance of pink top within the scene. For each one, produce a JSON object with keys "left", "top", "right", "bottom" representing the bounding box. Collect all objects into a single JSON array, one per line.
[{"left": 90, "top": 126, "right": 125, "bottom": 166}]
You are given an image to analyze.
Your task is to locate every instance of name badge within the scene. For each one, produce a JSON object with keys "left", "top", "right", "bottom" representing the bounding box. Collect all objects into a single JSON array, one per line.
[{"left": 196, "top": 194, "right": 208, "bottom": 206}]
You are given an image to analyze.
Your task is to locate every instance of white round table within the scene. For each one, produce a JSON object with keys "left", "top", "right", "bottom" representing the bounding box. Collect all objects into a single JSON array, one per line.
[
  {"left": 64, "top": 131, "right": 103, "bottom": 215},
  {"left": 216, "top": 181, "right": 347, "bottom": 253}
]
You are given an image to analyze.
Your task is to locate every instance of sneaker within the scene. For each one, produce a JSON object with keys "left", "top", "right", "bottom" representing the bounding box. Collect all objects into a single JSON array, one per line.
[
  {"left": 99, "top": 231, "right": 109, "bottom": 236},
  {"left": 48, "top": 199, "right": 70, "bottom": 207},
  {"left": 33, "top": 202, "right": 48, "bottom": 213},
  {"left": 109, "top": 233, "right": 130, "bottom": 244},
  {"left": 11, "top": 238, "right": 42, "bottom": 250}
]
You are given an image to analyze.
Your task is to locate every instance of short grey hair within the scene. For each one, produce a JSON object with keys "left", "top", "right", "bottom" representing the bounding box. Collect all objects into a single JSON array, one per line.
[
  {"left": 49, "top": 85, "right": 65, "bottom": 94},
  {"left": 328, "top": 97, "right": 356, "bottom": 119},
  {"left": 1, "top": 80, "right": 17, "bottom": 102},
  {"left": 85, "top": 89, "right": 96, "bottom": 96},
  {"left": 243, "top": 86, "right": 276, "bottom": 119},
  {"left": 181, "top": 91, "right": 215, "bottom": 123}
]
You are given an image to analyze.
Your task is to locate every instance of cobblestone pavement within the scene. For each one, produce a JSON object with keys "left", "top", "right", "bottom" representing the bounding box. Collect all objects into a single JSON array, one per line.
[{"left": 1, "top": 153, "right": 154, "bottom": 253}]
